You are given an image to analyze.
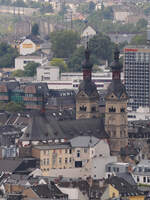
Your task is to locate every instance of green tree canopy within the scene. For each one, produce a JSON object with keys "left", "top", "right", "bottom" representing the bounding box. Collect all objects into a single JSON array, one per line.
[
  {"left": 89, "top": 33, "right": 114, "bottom": 63},
  {"left": 24, "top": 62, "right": 39, "bottom": 77},
  {"left": 0, "top": 102, "right": 25, "bottom": 112},
  {"left": 136, "top": 18, "right": 148, "bottom": 32},
  {"left": 50, "top": 30, "right": 80, "bottom": 58},
  {"left": 130, "top": 32, "right": 147, "bottom": 45},
  {"left": 0, "top": 42, "right": 18, "bottom": 68},
  {"left": 31, "top": 23, "right": 40, "bottom": 36},
  {"left": 50, "top": 58, "right": 68, "bottom": 72},
  {"left": 67, "top": 46, "right": 85, "bottom": 72},
  {"left": 12, "top": 69, "right": 24, "bottom": 77}
]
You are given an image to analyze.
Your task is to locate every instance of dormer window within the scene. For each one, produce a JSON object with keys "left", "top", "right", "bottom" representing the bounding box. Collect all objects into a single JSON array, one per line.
[
  {"left": 80, "top": 105, "right": 87, "bottom": 111},
  {"left": 109, "top": 106, "right": 116, "bottom": 112}
]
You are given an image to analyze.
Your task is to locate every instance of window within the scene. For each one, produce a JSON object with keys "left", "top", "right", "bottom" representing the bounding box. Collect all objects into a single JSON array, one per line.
[
  {"left": 69, "top": 149, "right": 72, "bottom": 154},
  {"left": 120, "top": 108, "right": 125, "bottom": 112},
  {"left": 108, "top": 167, "right": 111, "bottom": 172},
  {"left": 43, "top": 159, "right": 46, "bottom": 165},
  {"left": 65, "top": 149, "right": 68, "bottom": 154},
  {"left": 47, "top": 158, "right": 49, "bottom": 165},
  {"left": 80, "top": 105, "right": 87, "bottom": 111},
  {"left": 109, "top": 106, "right": 116, "bottom": 112},
  {"left": 65, "top": 158, "right": 68, "bottom": 163},
  {"left": 69, "top": 158, "right": 72, "bottom": 163},
  {"left": 91, "top": 106, "right": 96, "bottom": 112},
  {"left": 137, "top": 176, "right": 139, "bottom": 182},
  {"left": 59, "top": 158, "right": 62, "bottom": 164},
  {"left": 143, "top": 177, "right": 146, "bottom": 183},
  {"left": 84, "top": 148, "right": 88, "bottom": 153},
  {"left": 77, "top": 150, "right": 80, "bottom": 157}
]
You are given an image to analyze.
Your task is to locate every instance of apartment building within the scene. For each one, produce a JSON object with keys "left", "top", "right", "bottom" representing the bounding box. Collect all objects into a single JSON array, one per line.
[{"left": 124, "top": 46, "right": 150, "bottom": 111}]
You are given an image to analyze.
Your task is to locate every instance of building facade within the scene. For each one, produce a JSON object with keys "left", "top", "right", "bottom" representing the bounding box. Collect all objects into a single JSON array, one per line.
[
  {"left": 76, "top": 46, "right": 100, "bottom": 119},
  {"left": 105, "top": 46, "right": 128, "bottom": 155},
  {"left": 124, "top": 46, "right": 150, "bottom": 111}
]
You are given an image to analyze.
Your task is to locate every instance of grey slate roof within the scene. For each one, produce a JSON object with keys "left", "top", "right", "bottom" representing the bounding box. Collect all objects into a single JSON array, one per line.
[
  {"left": 70, "top": 136, "right": 99, "bottom": 147},
  {"left": 106, "top": 80, "right": 128, "bottom": 99},
  {"left": 31, "top": 183, "right": 68, "bottom": 199},
  {"left": 0, "top": 160, "right": 22, "bottom": 173},
  {"left": 78, "top": 79, "right": 98, "bottom": 96},
  {"left": 20, "top": 111, "right": 108, "bottom": 141},
  {"left": 116, "top": 172, "right": 136, "bottom": 186},
  {"left": 105, "top": 176, "right": 144, "bottom": 197}
]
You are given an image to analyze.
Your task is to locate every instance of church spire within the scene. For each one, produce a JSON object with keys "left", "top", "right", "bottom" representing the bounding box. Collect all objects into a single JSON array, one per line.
[
  {"left": 82, "top": 42, "right": 93, "bottom": 80},
  {"left": 110, "top": 45, "right": 123, "bottom": 80}
]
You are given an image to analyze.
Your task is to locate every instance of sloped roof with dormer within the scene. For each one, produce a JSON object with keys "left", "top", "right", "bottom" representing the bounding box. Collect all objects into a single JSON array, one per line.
[{"left": 20, "top": 111, "right": 108, "bottom": 141}]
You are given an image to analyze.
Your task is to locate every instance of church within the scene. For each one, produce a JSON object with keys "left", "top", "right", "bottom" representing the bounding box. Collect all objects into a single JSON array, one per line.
[{"left": 20, "top": 45, "right": 128, "bottom": 156}]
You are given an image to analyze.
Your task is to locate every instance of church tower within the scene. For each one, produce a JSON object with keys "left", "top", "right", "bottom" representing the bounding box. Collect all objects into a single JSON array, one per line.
[
  {"left": 76, "top": 45, "right": 99, "bottom": 120},
  {"left": 105, "top": 46, "right": 128, "bottom": 155}
]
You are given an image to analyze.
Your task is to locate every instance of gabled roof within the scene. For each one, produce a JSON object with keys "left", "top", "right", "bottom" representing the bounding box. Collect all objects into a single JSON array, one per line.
[
  {"left": 0, "top": 81, "right": 19, "bottom": 91},
  {"left": 31, "top": 183, "right": 68, "bottom": 199},
  {"left": 26, "top": 34, "right": 44, "bottom": 45},
  {"left": 20, "top": 111, "right": 108, "bottom": 141},
  {"left": 106, "top": 80, "right": 128, "bottom": 99},
  {"left": 0, "top": 160, "right": 22, "bottom": 173},
  {"left": 82, "top": 26, "right": 96, "bottom": 37},
  {"left": 78, "top": 79, "right": 98, "bottom": 97},
  {"left": 70, "top": 136, "right": 99, "bottom": 148},
  {"left": 105, "top": 176, "right": 144, "bottom": 197}
]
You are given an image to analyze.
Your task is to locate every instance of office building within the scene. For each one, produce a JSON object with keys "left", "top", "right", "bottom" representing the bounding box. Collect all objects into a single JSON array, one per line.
[{"left": 124, "top": 46, "right": 150, "bottom": 111}]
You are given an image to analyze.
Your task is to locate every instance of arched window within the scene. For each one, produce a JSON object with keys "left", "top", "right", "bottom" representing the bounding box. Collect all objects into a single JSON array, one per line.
[
  {"left": 80, "top": 105, "right": 87, "bottom": 111},
  {"left": 109, "top": 106, "right": 116, "bottom": 112},
  {"left": 120, "top": 107, "right": 125, "bottom": 112}
]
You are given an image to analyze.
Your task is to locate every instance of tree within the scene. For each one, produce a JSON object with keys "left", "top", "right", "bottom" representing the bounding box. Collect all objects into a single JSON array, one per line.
[
  {"left": 0, "top": 42, "right": 18, "bottom": 68},
  {"left": 136, "top": 18, "right": 147, "bottom": 32},
  {"left": 24, "top": 62, "right": 39, "bottom": 77},
  {"left": 50, "top": 30, "right": 80, "bottom": 58},
  {"left": 67, "top": 46, "right": 85, "bottom": 72},
  {"left": 31, "top": 23, "right": 39, "bottom": 36},
  {"left": 130, "top": 32, "right": 147, "bottom": 45},
  {"left": 5, "top": 102, "right": 25, "bottom": 112},
  {"left": 89, "top": 33, "right": 114, "bottom": 63},
  {"left": 12, "top": 69, "right": 24, "bottom": 77},
  {"left": 50, "top": 58, "right": 68, "bottom": 72}
]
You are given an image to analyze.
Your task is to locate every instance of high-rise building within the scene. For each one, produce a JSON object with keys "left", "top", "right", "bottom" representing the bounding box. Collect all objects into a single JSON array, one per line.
[{"left": 124, "top": 46, "right": 150, "bottom": 111}]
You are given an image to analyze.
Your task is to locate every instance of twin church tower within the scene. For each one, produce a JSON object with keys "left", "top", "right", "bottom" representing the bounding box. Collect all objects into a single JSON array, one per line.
[{"left": 76, "top": 45, "right": 128, "bottom": 155}]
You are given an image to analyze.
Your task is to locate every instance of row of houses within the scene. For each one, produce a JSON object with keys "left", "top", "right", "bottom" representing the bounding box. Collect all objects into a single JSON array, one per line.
[{"left": 0, "top": 81, "right": 75, "bottom": 110}]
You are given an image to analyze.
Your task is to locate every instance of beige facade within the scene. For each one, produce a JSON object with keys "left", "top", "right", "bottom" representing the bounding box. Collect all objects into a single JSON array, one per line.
[
  {"left": 76, "top": 91, "right": 99, "bottom": 119},
  {"left": 105, "top": 92, "right": 128, "bottom": 154},
  {"left": 32, "top": 145, "right": 73, "bottom": 176}
]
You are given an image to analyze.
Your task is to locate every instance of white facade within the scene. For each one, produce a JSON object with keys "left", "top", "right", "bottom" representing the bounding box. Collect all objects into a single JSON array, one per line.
[
  {"left": 19, "top": 39, "right": 37, "bottom": 55},
  {"left": 57, "top": 186, "right": 88, "bottom": 200},
  {"left": 36, "top": 64, "right": 60, "bottom": 81},
  {"left": 15, "top": 55, "right": 48, "bottom": 70},
  {"left": 127, "top": 107, "right": 150, "bottom": 121},
  {"left": 48, "top": 138, "right": 117, "bottom": 180},
  {"left": 132, "top": 160, "right": 150, "bottom": 186},
  {"left": 81, "top": 26, "right": 96, "bottom": 38}
]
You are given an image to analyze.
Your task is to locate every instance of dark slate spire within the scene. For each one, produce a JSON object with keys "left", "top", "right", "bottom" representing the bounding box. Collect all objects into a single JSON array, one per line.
[
  {"left": 82, "top": 42, "right": 93, "bottom": 80},
  {"left": 110, "top": 45, "right": 123, "bottom": 72},
  {"left": 106, "top": 45, "right": 128, "bottom": 98},
  {"left": 110, "top": 45, "right": 123, "bottom": 80}
]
